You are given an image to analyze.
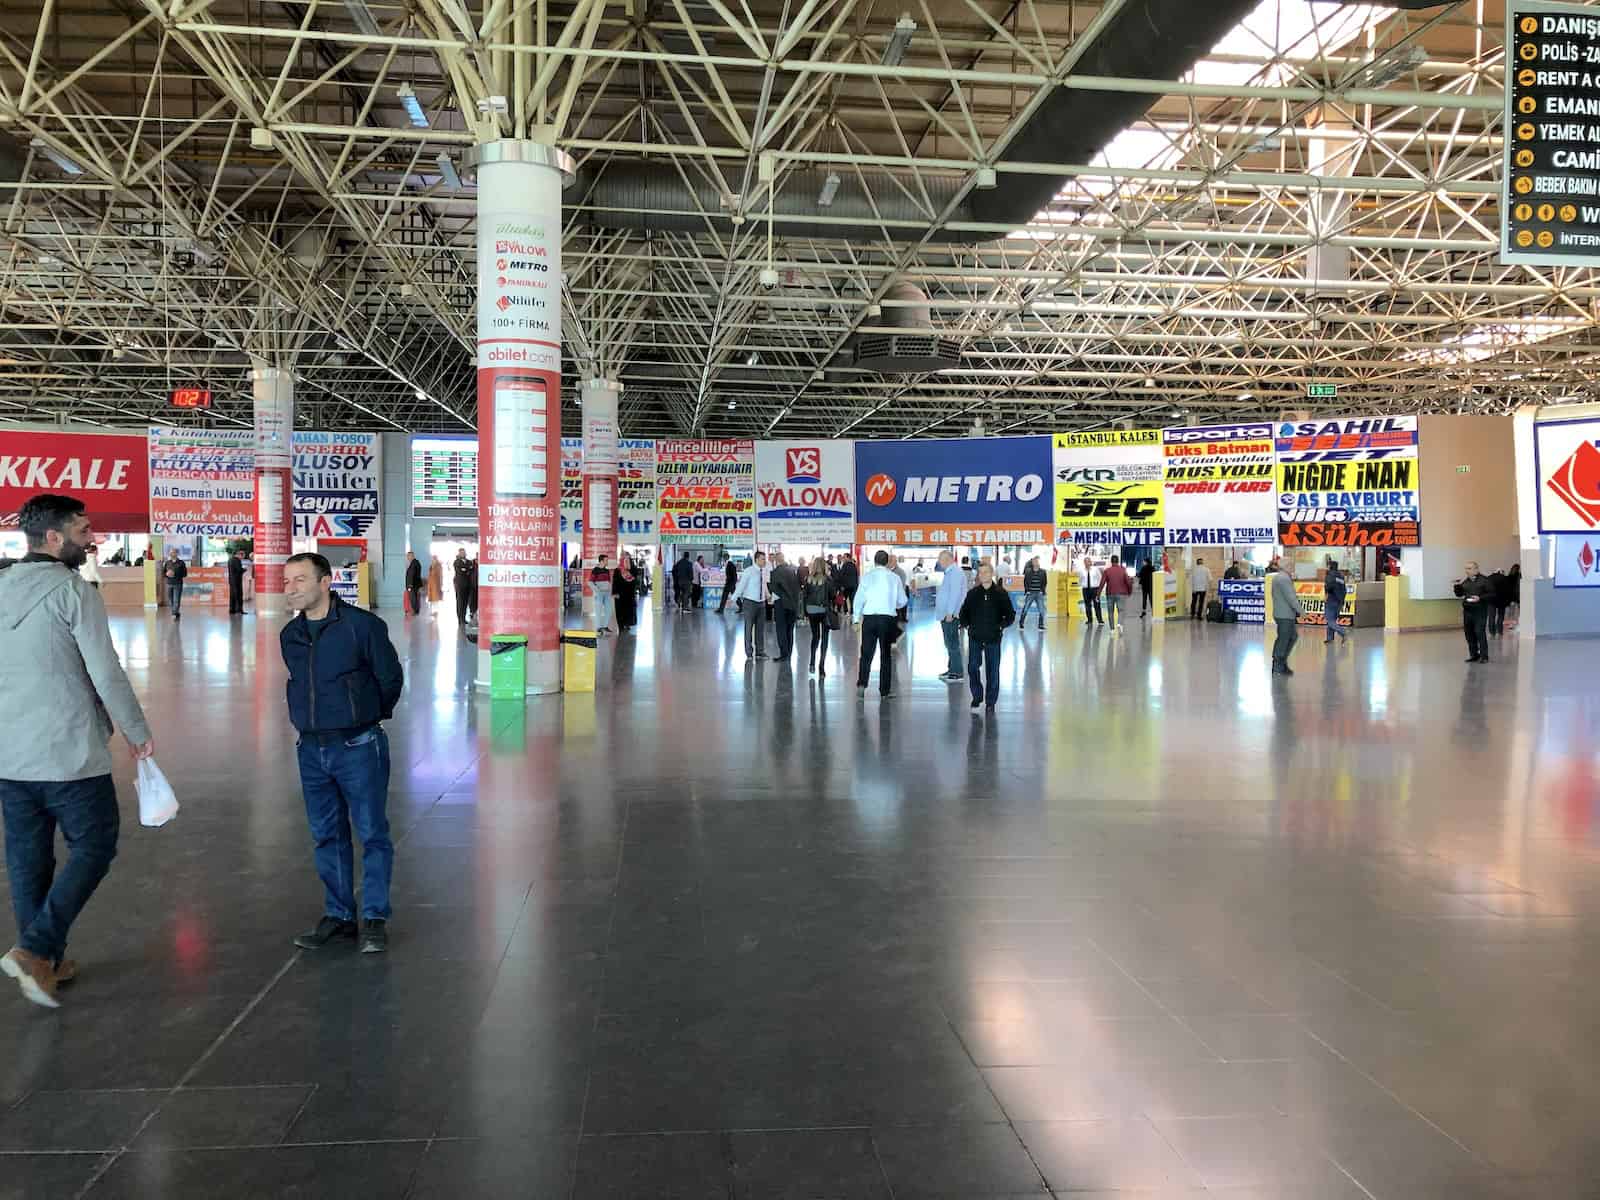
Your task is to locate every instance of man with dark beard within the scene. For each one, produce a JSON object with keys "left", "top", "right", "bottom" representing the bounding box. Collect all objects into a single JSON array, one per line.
[{"left": 0, "top": 495, "right": 153, "bottom": 1008}]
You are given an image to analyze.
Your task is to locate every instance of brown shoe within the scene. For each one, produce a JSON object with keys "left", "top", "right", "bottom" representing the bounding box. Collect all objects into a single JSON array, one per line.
[
  {"left": 54, "top": 959, "right": 78, "bottom": 986},
  {"left": 1, "top": 947, "right": 61, "bottom": 1009}
]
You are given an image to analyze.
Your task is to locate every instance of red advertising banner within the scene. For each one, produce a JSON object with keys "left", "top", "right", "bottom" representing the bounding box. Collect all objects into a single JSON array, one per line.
[{"left": 0, "top": 429, "right": 151, "bottom": 533}]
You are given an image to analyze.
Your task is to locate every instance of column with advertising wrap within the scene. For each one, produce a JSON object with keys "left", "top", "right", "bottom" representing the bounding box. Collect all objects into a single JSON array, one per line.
[
  {"left": 251, "top": 360, "right": 294, "bottom": 614},
  {"left": 469, "top": 141, "right": 573, "bottom": 693},
  {"left": 580, "top": 379, "right": 621, "bottom": 607}
]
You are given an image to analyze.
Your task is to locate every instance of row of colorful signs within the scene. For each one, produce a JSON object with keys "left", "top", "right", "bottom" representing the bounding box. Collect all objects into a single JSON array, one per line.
[
  {"left": 4, "top": 419, "right": 1435, "bottom": 551},
  {"left": 1046, "top": 417, "right": 1422, "bottom": 549},
  {"left": 0, "top": 428, "right": 380, "bottom": 540}
]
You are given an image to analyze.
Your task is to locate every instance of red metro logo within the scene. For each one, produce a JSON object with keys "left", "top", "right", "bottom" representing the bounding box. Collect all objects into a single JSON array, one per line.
[
  {"left": 1580, "top": 540, "right": 1596, "bottom": 578},
  {"left": 1548, "top": 439, "right": 1600, "bottom": 528},
  {"left": 864, "top": 473, "right": 897, "bottom": 505}
]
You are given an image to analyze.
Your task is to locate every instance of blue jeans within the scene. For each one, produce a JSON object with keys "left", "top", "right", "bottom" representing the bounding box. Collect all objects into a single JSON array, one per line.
[
  {"left": 969, "top": 638, "right": 1002, "bottom": 707},
  {"left": 1, "top": 775, "right": 120, "bottom": 964},
  {"left": 297, "top": 727, "right": 393, "bottom": 922},
  {"left": 940, "top": 618, "right": 964, "bottom": 676},
  {"left": 1018, "top": 592, "right": 1046, "bottom": 625},
  {"left": 167, "top": 580, "right": 184, "bottom": 613},
  {"left": 593, "top": 583, "right": 613, "bottom": 631}
]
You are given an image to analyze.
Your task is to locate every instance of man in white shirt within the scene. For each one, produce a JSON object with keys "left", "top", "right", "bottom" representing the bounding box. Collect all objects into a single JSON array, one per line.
[
  {"left": 733, "top": 551, "right": 769, "bottom": 660},
  {"left": 934, "top": 549, "right": 968, "bottom": 683},
  {"left": 1189, "top": 557, "right": 1213, "bottom": 622},
  {"left": 1076, "top": 556, "right": 1104, "bottom": 626},
  {"left": 852, "top": 550, "right": 909, "bottom": 698}
]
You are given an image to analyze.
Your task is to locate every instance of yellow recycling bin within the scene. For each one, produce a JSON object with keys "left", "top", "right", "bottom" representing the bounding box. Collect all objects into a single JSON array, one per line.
[{"left": 562, "top": 631, "right": 598, "bottom": 692}]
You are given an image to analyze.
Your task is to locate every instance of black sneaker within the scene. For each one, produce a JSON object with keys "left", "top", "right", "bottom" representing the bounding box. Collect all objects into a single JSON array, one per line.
[
  {"left": 360, "top": 920, "right": 388, "bottom": 954},
  {"left": 293, "top": 917, "right": 357, "bottom": 950},
  {"left": 970, "top": 699, "right": 981, "bottom": 710}
]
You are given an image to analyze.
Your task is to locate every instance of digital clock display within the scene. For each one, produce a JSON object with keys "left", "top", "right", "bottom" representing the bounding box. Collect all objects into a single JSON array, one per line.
[{"left": 169, "top": 388, "right": 213, "bottom": 409}]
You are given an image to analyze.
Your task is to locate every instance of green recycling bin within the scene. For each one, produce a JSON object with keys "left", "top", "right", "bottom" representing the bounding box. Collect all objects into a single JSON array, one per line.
[{"left": 489, "top": 634, "right": 528, "bottom": 699}]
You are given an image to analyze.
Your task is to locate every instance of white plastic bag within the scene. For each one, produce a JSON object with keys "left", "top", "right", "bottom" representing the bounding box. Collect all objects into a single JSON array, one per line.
[{"left": 135, "top": 758, "right": 180, "bottom": 828}]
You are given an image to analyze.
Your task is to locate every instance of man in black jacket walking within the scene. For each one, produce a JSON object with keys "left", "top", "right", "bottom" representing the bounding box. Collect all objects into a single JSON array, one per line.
[
  {"left": 959, "top": 562, "right": 1016, "bottom": 713},
  {"left": 403, "top": 550, "right": 423, "bottom": 615},
  {"left": 162, "top": 548, "right": 188, "bottom": 620},
  {"left": 717, "top": 553, "right": 737, "bottom": 614},
  {"left": 227, "top": 549, "right": 246, "bottom": 615},
  {"left": 768, "top": 551, "right": 802, "bottom": 660},
  {"left": 1454, "top": 561, "right": 1493, "bottom": 664},
  {"left": 281, "top": 553, "right": 405, "bottom": 954},
  {"left": 672, "top": 552, "right": 695, "bottom": 612},
  {"left": 451, "top": 548, "right": 473, "bottom": 623},
  {"left": 1018, "top": 557, "right": 1047, "bottom": 630}
]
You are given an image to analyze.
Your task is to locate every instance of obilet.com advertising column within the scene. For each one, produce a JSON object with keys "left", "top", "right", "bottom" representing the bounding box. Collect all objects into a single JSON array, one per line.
[{"left": 471, "top": 141, "right": 573, "bottom": 693}]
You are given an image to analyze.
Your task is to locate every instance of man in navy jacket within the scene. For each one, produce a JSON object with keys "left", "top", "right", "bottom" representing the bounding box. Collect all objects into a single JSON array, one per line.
[{"left": 280, "top": 553, "right": 404, "bottom": 953}]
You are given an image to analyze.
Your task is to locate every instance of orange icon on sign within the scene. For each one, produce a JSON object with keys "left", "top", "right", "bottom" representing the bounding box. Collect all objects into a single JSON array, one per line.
[
  {"left": 1516, "top": 149, "right": 1534, "bottom": 167},
  {"left": 1519, "top": 69, "right": 1536, "bottom": 86},
  {"left": 1517, "top": 123, "right": 1536, "bottom": 140},
  {"left": 1561, "top": 204, "right": 1578, "bottom": 222},
  {"left": 1537, "top": 230, "right": 1555, "bottom": 248},
  {"left": 1515, "top": 176, "right": 1534, "bottom": 194},
  {"left": 1520, "top": 16, "right": 1538, "bottom": 33},
  {"left": 1518, "top": 95, "right": 1536, "bottom": 115},
  {"left": 1516, "top": 230, "right": 1535, "bottom": 247},
  {"left": 1538, "top": 203, "right": 1556, "bottom": 221},
  {"left": 1515, "top": 203, "right": 1533, "bottom": 222},
  {"left": 1520, "top": 42, "right": 1538, "bottom": 60}
]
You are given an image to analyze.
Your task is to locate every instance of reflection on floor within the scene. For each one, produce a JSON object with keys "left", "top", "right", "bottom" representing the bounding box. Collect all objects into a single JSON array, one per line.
[{"left": 2, "top": 601, "right": 1596, "bottom": 1198}]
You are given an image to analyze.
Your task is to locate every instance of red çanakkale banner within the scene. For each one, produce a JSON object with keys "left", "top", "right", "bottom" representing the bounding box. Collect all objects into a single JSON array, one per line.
[{"left": 0, "top": 429, "right": 151, "bottom": 533}]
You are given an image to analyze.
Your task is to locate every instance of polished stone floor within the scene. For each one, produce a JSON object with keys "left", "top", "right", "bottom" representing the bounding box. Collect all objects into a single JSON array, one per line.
[{"left": 2, "top": 599, "right": 1598, "bottom": 1198}]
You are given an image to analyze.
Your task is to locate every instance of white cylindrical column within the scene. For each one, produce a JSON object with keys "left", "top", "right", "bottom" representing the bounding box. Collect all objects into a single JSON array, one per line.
[
  {"left": 580, "top": 378, "right": 621, "bottom": 603},
  {"left": 469, "top": 140, "right": 573, "bottom": 693},
  {"left": 251, "top": 360, "right": 294, "bottom": 615}
]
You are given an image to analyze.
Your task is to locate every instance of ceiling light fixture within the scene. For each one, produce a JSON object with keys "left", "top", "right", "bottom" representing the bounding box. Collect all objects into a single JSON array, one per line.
[
  {"left": 728, "top": 400, "right": 737, "bottom": 410},
  {"left": 817, "top": 172, "right": 841, "bottom": 208},
  {"left": 414, "top": 387, "right": 427, "bottom": 400},
  {"left": 1238, "top": 391, "right": 1253, "bottom": 401},
  {"left": 397, "top": 83, "right": 429, "bottom": 129},
  {"left": 436, "top": 153, "right": 461, "bottom": 189},
  {"left": 29, "top": 138, "right": 82, "bottom": 176},
  {"left": 745, "top": 351, "right": 759, "bottom": 366},
  {"left": 882, "top": 14, "right": 916, "bottom": 67}
]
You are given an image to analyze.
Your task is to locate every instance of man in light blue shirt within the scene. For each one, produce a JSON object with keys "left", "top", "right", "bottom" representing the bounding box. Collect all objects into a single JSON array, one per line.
[
  {"left": 934, "top": 549, "right": 968, "bottom": 683},
  {"left": 853, "top": 550, "right": 909, "bottom": 698},
  {"left": 733, "top": 551, "right": 769, "bottom": 660}
]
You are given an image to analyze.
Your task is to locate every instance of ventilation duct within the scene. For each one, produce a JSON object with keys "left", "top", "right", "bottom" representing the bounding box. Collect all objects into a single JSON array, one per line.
[
  {"left": 852, "top": 282, "right": 962, "bottom": 374},
  {"left": 577, "top": 0, "right": 1258, "bottom": 243}
]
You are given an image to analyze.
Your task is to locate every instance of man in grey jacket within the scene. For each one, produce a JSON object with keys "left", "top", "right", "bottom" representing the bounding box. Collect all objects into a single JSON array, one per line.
[
  {"left": 0, "top": 494, "right": 154, "bottom": 1009},
  {"left": 1269, "top": 565, "right": 1304, "bottom": 676}
]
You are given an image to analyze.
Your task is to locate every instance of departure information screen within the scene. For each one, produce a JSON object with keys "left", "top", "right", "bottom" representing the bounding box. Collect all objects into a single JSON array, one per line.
[
  {"left": 1502, "top": 2, "right": 1600, "bottom": 266},
  {"left": 412, "top": 437, "right": 479, "bottom": 517}
]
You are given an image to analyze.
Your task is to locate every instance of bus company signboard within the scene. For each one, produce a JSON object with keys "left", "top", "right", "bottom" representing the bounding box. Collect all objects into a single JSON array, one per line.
[
  {"left": 854, "top": 435, "right": 1055, "bottom": 545},
  {"left": 1160, "top": 423, "right": 1276, "bottom": 546},
  {"left": 1275, "top": 416, "right": 1421, "bottom": 549},
  {"left": 1051, "top": 429, "right": 1164, "bottom": 536}
]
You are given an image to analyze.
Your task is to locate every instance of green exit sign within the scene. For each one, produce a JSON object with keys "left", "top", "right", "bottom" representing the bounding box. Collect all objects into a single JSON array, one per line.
[{"left": 1307, "top": 383, "right": 1338, "bottom": 399}]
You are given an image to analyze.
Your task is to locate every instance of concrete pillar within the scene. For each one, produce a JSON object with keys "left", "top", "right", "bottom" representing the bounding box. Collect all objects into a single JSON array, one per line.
[
  {"left": 251, "top": 360, "right": 294, "bottom": 614},
  {"left": 468, "top": 139, "right": 573, "bottom": 693},
  {"left": 580, "top": 378, "right": 622, "bottom": 604}
]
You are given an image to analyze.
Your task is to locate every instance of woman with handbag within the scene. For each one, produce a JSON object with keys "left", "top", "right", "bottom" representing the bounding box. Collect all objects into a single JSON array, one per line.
[{"left": 803, "top": 557, "right": 836, "bottom": 676}]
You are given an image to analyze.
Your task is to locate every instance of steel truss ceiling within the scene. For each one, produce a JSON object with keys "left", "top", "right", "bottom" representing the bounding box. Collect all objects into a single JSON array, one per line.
[{"left": 1, "top": 0, "right": 1596, "bottom": 439}]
